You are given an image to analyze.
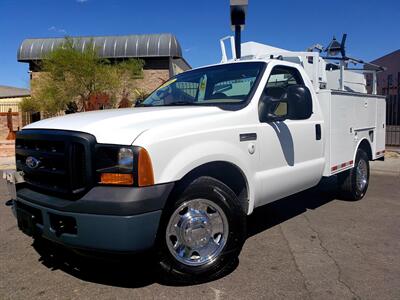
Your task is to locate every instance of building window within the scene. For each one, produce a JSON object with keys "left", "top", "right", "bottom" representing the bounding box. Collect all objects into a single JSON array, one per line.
[
  {"left": 398, "top": 72, "right": 400, "bottom": 87},
  {"left": 388, "top": 74, "right": 393, "bottom": 87}
]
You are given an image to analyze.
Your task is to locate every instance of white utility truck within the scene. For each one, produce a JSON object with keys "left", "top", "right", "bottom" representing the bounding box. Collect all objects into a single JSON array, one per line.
[{"left": 6, "top": 36, "right": 386, "bottom": 282}]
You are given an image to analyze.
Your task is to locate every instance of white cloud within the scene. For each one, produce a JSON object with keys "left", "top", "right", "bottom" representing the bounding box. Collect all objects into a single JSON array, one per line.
[
  {"left": 48, "top": 26, "right": 67, "bottom": 34},
  {"left": 184, "top": 47, "right": 196, "bottom": 53}
]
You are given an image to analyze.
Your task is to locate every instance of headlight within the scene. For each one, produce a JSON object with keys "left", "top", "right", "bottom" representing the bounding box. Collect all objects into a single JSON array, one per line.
[
  {"left": 95, "top": 145, "right": 154, "bottom": 186},
  {"left": 118, "top": 148, "right": 134, "bottom": 171},
  {"left": 95, "top": 146, "right": 134, "bottom": 185}
]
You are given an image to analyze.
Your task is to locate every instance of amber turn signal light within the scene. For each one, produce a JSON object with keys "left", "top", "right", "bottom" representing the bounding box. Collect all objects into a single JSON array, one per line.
[
  {"left": 138, "top": 148, "right": 154, "bottom": 186},
  {"left": 100, "top": 173, "right": 134, "bottom": 185}
]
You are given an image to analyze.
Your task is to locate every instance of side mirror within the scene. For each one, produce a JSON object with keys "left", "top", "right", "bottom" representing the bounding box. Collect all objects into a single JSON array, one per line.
[
  {"left": 285, "top": 85, "right": 313, "bottom": 120},
  {"left": 258, "top": 94, "right": 288, "bottom": 123},
  {"left": 258, "top": 84, "right": 313, "bottom": 122}
]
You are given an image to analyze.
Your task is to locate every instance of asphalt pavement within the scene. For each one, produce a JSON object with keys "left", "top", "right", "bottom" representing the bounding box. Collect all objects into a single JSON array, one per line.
[{"left": 0, "top": 157, "right": 399, "bottom": 299}]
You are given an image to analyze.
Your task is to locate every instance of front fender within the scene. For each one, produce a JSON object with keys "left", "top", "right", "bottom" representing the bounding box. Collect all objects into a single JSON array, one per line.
[{"left": 153, "top": 139, "right": 255, "bottom": 212}]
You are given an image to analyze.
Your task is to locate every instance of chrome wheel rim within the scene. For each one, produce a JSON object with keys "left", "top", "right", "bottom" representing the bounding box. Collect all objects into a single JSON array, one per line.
[
  {"left": 356, "top": 159, "right": 368, "bottom": 191},
  {"left": 166, "top": 199, "right": 229, "bottom": 266}
]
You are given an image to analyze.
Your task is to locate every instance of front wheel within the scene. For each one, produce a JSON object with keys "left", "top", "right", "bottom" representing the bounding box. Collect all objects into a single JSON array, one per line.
[
  {"left": 337, "top": 149, "right": 370, "bottom": 200},
  {"left": 156, "top": 176, "right": 247, "bottom": 283}
]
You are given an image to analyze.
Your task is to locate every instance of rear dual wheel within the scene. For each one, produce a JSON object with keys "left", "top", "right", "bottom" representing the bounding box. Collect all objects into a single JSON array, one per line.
[
  {"left": 156, "top": 176, "right": 246, "bottom": 283},
  {"left": 337, "top": 149, "right": 370, "bottom": 200}
]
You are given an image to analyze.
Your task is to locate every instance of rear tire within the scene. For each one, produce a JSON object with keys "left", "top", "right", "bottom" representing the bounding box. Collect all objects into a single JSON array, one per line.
[
  {"left": 337, "top": 149, "right": 370, "bottom": 200},
  {"left": 156, "top": 176, "right": 247, "bottom": 284}
]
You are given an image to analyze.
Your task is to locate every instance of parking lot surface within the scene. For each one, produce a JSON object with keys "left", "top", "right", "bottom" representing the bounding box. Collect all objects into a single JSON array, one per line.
[{"left": 0, "top": 157, "right": 399, "bottom": 299}]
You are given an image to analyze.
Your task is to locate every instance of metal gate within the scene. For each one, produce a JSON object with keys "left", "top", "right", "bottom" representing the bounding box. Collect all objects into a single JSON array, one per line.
[
  {"left": 0, "top": 102, "right": 33, "bottom": 130},
  {"left": 385, "top": 75, "right": 400, "bottom": 147}
]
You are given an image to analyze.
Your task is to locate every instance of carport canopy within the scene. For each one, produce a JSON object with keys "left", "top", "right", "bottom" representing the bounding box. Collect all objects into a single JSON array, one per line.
[{"left": 18, "top": 33, "right": 184, "bottom": 61}]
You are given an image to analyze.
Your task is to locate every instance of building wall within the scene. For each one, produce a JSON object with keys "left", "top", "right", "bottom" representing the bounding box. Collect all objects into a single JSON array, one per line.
[
  {"left": 30, "top": 68, "right": 170, "bottom": 105},
  {"left": 366, "top": 50, "right": 400, "bottom": 95},
  {"left": 0, "top": 97, "right": 24, "bottom": 112},
  {"left": 133, "top": 69, "right": 170, "bottom": 93},
  {"left": 30, "top": 72, "right": 41, "bottom": 98},
  {"left": 365, "top": 50, "right": 400, "bottom": 145}
]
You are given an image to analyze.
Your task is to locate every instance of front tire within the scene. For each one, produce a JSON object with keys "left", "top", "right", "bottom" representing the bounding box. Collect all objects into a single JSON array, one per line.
[
  {"left": 337, "top": 149, "right": 370, "bottom": 200},
  {"left": 156, "top": 176, "right": 247, "bottom": 283}
]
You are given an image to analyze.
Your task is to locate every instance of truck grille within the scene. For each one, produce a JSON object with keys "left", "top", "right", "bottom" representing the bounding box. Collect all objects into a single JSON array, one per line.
[{"left": 15, "top": 130, "right": 95, "bottom": 198}]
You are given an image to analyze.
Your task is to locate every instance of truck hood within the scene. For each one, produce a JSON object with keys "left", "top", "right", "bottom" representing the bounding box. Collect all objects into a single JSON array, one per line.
[{"left": 23, "top": 106, "right": 228, "bottom": 144}]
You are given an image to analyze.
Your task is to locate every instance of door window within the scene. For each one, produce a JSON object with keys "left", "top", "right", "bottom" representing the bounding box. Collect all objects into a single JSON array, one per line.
[{"left": 264, "top": 66, "right": 304, "bottom": 116}]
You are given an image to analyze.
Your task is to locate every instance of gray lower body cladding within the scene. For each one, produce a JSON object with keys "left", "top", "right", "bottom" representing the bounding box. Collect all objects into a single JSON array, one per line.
[{"left": 13, "top": 183, "right": 174, "bottom": 252}]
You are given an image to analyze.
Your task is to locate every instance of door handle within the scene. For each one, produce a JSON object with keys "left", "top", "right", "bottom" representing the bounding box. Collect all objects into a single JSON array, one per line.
[{"left": 315, "top": 124, "right": 321, "bottom": 140}]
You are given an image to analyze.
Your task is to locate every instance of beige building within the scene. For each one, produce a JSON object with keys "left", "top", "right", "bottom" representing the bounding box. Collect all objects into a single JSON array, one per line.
[
  {"left": 0, "top": 85, "right": 30, "bottom": 139},
  {"left": 18, "top": 33, "right": 191, "bottom": 103}
]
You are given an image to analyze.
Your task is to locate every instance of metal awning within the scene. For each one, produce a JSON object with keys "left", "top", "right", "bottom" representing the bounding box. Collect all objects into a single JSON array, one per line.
[
  {"left": 18, "top": 33, "right": 183, "bottom": 62},
  {"left": 0, "top": 85, "right": 30, "bottom": 98}
]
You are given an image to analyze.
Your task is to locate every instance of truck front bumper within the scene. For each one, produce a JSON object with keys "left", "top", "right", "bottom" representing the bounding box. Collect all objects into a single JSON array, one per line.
[{"left": 6, "top": 174, "right": 174, "bottom": 253}]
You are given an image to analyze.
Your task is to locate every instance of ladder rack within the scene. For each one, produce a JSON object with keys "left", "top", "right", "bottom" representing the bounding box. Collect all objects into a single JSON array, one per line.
[{"left": 219, "top": 36, "right": 383, "bottom": 95}]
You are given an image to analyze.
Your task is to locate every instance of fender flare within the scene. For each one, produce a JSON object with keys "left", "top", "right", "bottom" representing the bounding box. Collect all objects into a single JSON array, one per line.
[{"left": 354, "top": 138, "right": 373, "bottom": 162}]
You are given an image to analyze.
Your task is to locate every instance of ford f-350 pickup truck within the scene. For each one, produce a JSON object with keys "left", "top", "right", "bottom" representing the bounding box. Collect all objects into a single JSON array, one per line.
[{"left": 5, "top": 40, "right": 386, "bottom": 282}]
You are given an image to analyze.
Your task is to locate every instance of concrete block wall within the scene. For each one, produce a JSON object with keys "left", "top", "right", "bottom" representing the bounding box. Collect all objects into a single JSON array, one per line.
[{"left": 0, "top": 140, "right": 15, "bottom": 157}]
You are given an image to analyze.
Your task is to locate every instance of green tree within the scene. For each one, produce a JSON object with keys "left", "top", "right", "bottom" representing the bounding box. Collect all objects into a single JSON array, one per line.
[
  {"left": 19, "top": 97, "right": 40, "bottom": 113},
  {"left": 116, "top": 59, "right": 145, "bottom": 102},
  {"left": 31, "top": 38, "right": 143, "bottom": 114}
]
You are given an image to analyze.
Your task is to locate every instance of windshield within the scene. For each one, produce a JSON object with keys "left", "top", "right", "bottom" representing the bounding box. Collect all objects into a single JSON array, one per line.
[{"left": 140, "top": 62, "right": 265, "bottom": 107}]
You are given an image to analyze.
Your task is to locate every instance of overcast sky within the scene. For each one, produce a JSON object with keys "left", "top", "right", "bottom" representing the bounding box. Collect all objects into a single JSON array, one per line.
[{"left": 1, "top": 0, "right": 399, "bottom": 88}]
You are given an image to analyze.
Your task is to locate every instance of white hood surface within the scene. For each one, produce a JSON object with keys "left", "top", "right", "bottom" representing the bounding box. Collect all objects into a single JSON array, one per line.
[{"left": 24, "top": 106, "right": 227, "bottom": 145}]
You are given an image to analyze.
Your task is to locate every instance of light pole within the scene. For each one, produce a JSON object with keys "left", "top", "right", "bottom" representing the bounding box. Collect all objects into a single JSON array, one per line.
[{"left": 230, "top": 0, "right": 248, "bottom": 59}]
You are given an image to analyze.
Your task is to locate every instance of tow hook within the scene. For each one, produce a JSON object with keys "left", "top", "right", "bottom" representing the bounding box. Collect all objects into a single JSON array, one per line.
[
  {"left": 49, "top": 214, "right": 78, "bottom": 237},
  {"left": 54, "top": 220, "right": 66, "bottom": 237}
]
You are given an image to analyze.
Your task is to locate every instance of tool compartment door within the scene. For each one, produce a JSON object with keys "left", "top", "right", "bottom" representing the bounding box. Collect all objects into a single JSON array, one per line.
[
  {"left": 375, "top": 97, "right": 386, "bottom": 157},
  {"left": 329, "top": 91, "right": 357, "bottom": 174},
  {"left": 327, "top": 91, "right": 385, "bottom": 175}
]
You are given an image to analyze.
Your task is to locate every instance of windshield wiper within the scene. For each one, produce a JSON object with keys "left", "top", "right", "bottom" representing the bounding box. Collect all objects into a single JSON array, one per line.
[
  {"left": 135, "top": 103, "right": 153, "bottom": 107},
  {"left": 136, "top": 101, "right": 196, "bottom": 107},
  {"left": 164, "top": 101, "right": 196, "bottom": 106}
]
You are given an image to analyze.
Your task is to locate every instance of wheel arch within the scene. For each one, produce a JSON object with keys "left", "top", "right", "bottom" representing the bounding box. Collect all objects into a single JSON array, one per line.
[
  {"left": 167, "top": 161, "right": 250, "bottom": 214},
  {"left": 356, "top": 138, "right": 373, "bottom": 161}
]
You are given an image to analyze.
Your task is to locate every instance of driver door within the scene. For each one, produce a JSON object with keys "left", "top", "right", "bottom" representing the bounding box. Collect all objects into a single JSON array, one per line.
[{"left": 255, "top": 65, "right": 325, "bottom": 207}]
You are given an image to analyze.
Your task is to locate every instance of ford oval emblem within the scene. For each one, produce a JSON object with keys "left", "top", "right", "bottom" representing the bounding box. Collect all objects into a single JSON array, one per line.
[{"left": 26, "top": 156, "right": 40, "bottom": 169}]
